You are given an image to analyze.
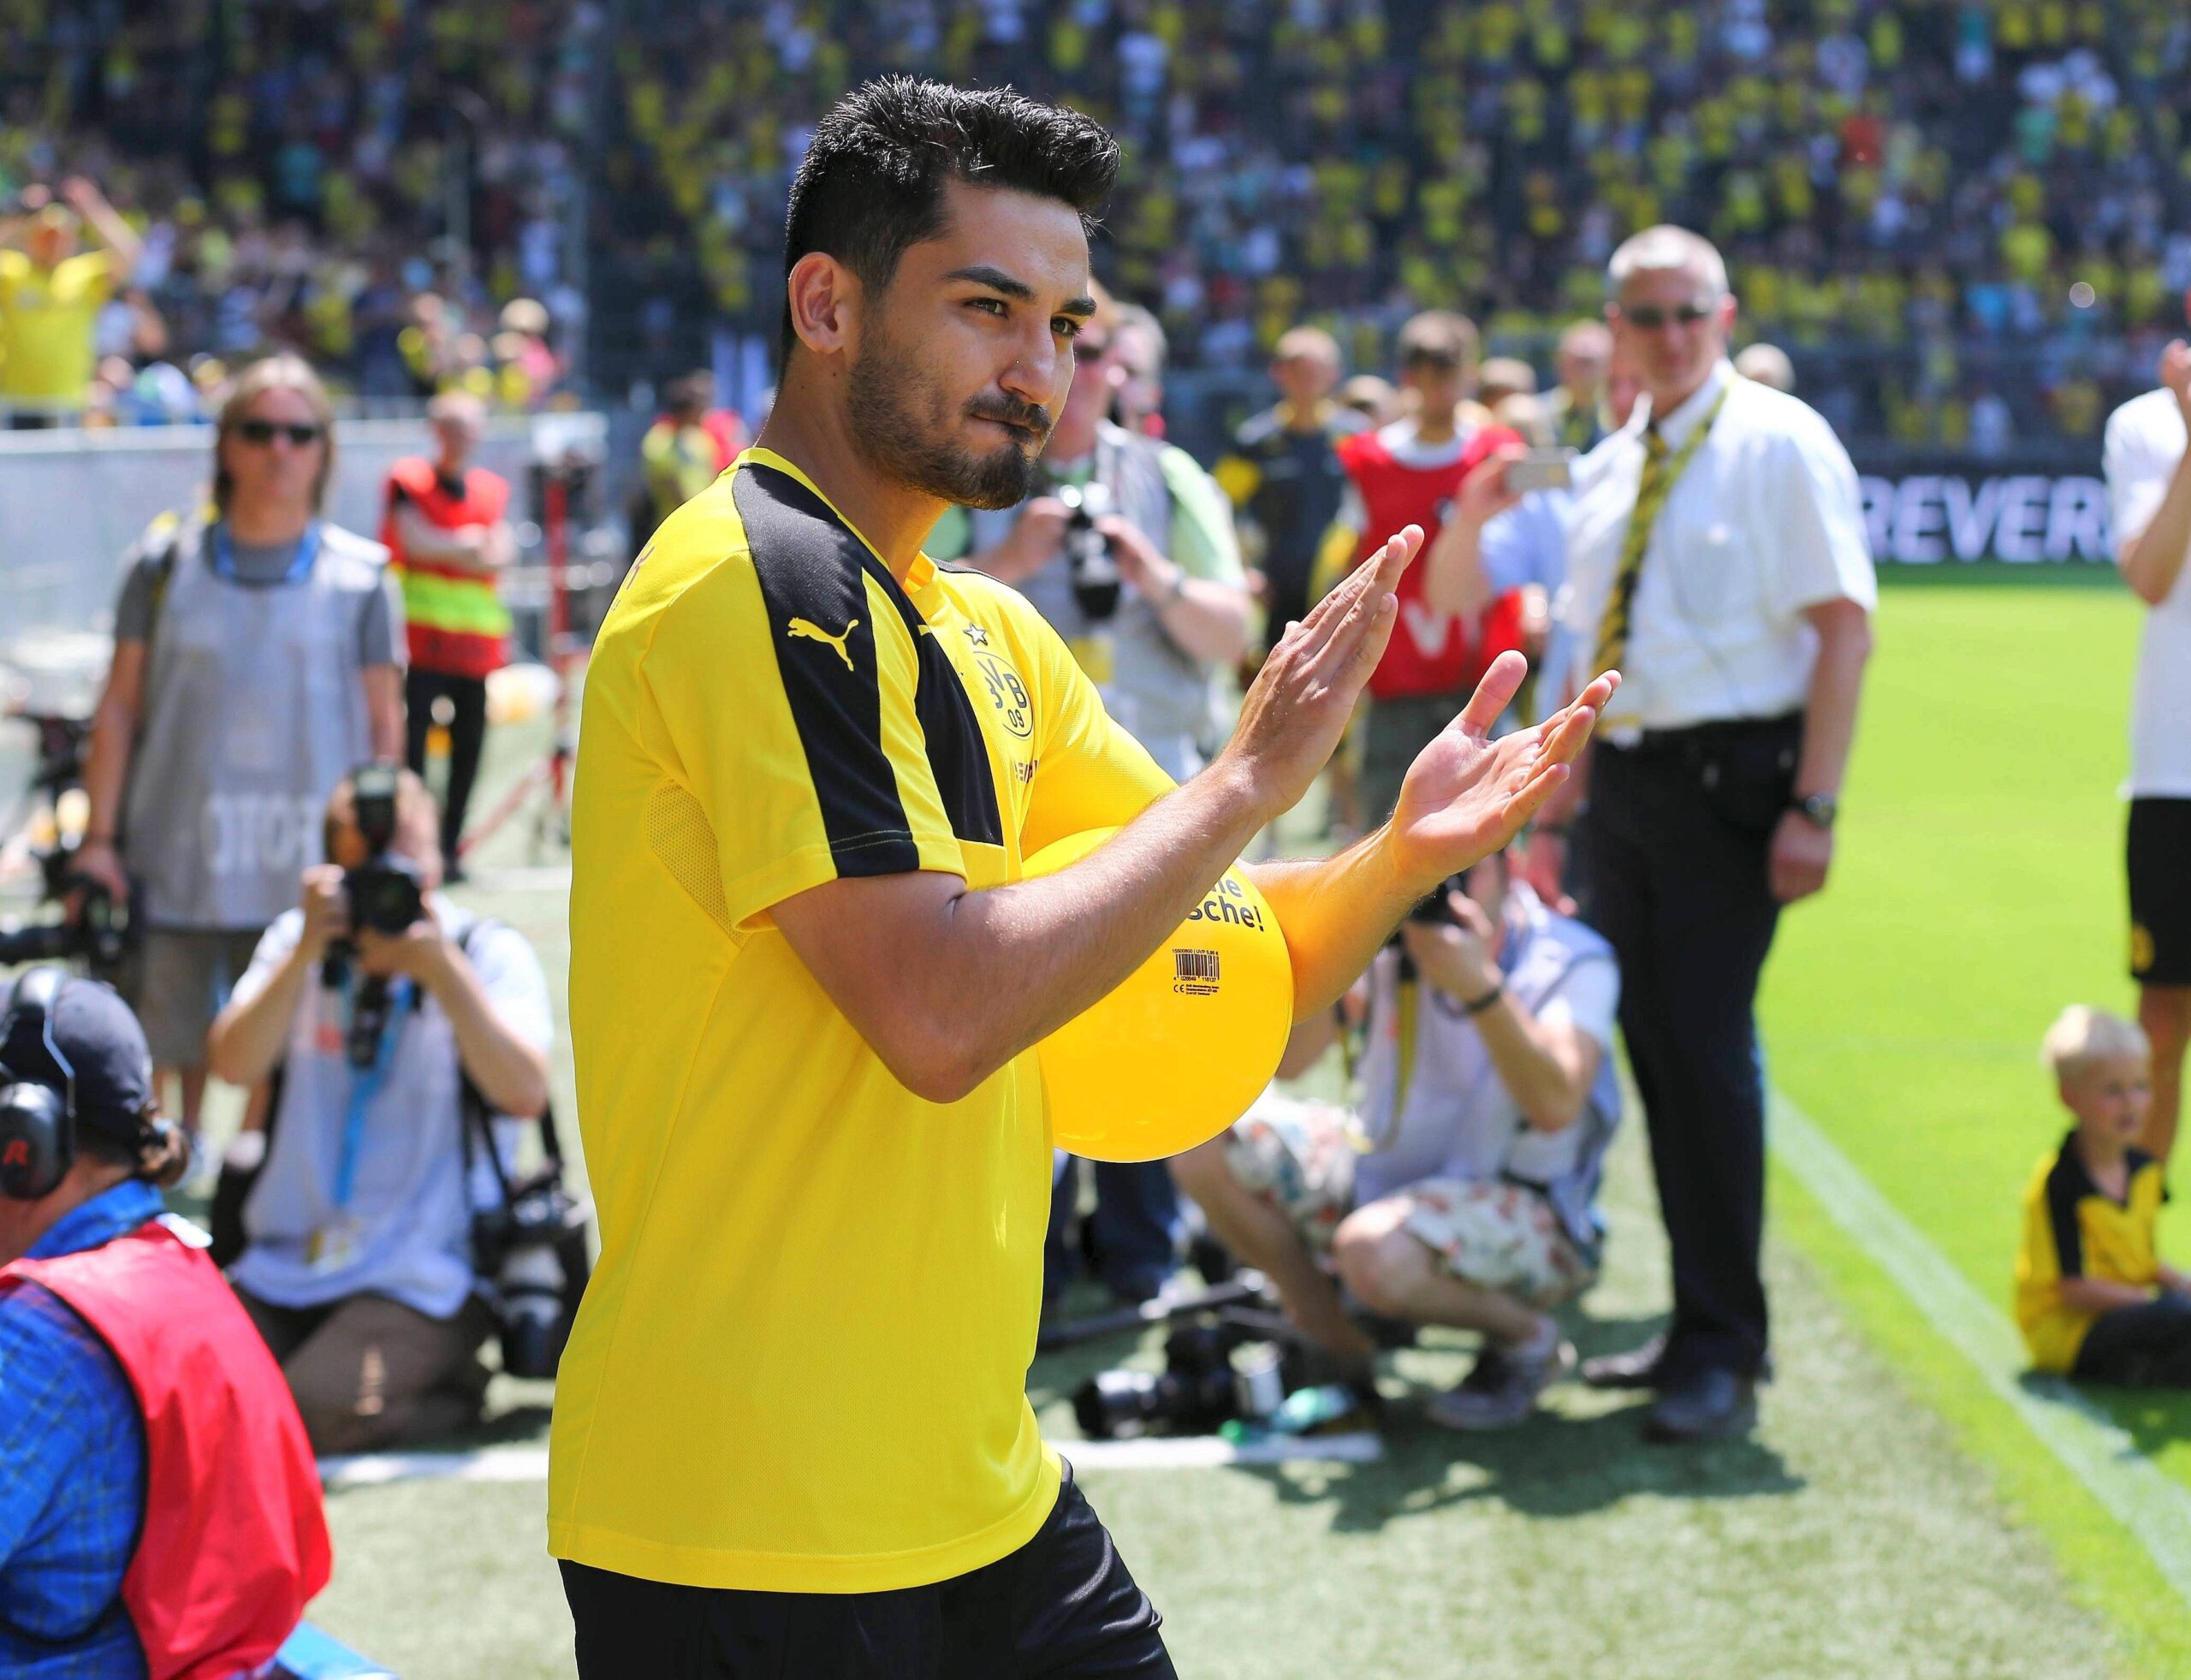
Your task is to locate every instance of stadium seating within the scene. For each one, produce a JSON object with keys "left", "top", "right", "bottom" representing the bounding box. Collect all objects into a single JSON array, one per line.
[{"left": 7, "top": 1, "right": 2191, "bottom": 443}]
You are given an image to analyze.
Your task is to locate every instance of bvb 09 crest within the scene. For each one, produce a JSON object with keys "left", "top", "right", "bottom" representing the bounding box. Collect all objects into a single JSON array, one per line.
[{"left": 973, "top": 648, "right": 1034, "bottom": 740}]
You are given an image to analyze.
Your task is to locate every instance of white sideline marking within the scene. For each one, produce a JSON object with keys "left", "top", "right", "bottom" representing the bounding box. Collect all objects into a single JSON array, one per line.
[
  {"left": 1771, "top": 1092, "right": 2191, "bottom": 1605},
  {"left": 321, "top": 1446, "right": 549, "bottom": 1488},
  {"left": 1061, "top": 1431, "right": 1385, "bottom": 1470},
  {"left": 319, "top": 1432, "right": 1383, "bottom": 1490}
]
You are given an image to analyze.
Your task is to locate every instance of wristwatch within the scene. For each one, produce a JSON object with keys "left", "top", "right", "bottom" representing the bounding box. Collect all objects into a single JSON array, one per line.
[{"left": 1791, "top": 792, "right": 1838, "bottom": 830}]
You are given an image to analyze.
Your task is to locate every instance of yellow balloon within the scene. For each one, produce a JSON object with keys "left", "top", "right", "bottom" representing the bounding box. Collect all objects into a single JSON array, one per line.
[{"left": 1024, "top": 828, "right": 1295, "bottom": 1162}]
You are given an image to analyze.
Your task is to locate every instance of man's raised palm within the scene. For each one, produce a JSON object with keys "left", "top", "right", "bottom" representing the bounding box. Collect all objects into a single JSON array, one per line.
[{"left": 1388, "top": 653, "right": 1619, "bottom": 890}]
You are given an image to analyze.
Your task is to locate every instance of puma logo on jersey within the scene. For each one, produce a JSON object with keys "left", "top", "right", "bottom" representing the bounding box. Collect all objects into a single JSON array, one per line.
[{"left": 787, "top": 616, "right": 858, "bottom": 671}]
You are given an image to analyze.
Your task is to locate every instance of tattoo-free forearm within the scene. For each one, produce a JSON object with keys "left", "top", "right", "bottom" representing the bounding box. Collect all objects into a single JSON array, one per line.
[
  {"left": 2122, "top": 453, "right": 2191, "bottom": 607},
  {"left": 2059, "top": 1276, "right": 2159, "bottom": 1316},
  {"left": 1795, "top": 601, "right": 1871, "bottom": 798},
  {"left": 1154, "top": 577, "right": 1252, "bottom": 665},
  {"left": 1248, "top": 829, "right": 1420, "bottom": 1019},
  {"left": 206, "top": 947, "right": 316, "bottom": 1088},
  {"left": 1465, "top": 998, "right": 1594, "bottom": 1131},
  {"left": 1421, "top": 513, "right": 1493, "bottom": 619},
  {"left": 425, "top": 948, "right": 550, "bottom": 1118},
  {"left": 777, "top": 763, "right": 1274, "bottom": 1102}
]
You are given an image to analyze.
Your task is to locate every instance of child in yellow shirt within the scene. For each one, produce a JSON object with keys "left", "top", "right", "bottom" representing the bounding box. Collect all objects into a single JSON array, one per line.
[{"left": 2015, "top": 1006, "right": 2191, "bottom": 1383}]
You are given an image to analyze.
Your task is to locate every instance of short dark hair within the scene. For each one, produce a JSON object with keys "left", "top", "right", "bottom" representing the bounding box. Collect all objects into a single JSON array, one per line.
[
  {"left": 781, "top": 77, "right": 1120, "bottom": 359},
  {"left": 1395, "top": 310, "right": 1481, "bottom": 377}
]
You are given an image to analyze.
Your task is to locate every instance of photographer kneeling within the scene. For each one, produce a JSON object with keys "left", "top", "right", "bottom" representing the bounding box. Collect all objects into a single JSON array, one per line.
[
  {"left": 1173, "top": 847, "right": 1619, "bottom": 1428},
  {"left": 208, "top": 768, "right": 554, "bottom": 1453}
]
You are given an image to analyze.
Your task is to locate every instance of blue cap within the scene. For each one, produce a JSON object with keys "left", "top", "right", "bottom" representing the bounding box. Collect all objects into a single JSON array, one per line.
[{"left": 0, "top": 972, "right": 157, "bottom": 1142}]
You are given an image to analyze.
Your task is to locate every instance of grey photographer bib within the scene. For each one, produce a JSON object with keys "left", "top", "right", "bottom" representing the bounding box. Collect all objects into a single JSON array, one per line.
[
  {"left": 122, "top": 515, "right": 387, "bottom": 929},
  {"left": 966, "top": 421, "right": 1214, "bottom": 779}
]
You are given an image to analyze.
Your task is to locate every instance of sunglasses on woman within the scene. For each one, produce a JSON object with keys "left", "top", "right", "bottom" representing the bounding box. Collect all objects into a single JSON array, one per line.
[
  {"left": 1620, "top": 301, "right": 1719, "bottom": 330},
  {"left": 235, "top": 419, "right": 324, "bottom": 447}
]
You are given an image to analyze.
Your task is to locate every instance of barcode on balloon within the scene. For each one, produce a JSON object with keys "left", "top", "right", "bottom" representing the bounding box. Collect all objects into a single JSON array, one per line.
[{"left": 1173, "top": 948, "right": 1220, "bottom": 983}]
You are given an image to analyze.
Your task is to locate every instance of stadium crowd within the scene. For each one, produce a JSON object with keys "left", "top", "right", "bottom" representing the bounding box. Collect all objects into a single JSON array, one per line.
[
  {"left": 0, "top": 0, "right": 590, "bottom": 421},
  {"left": 9, "top": 2, "right": 2191, "bottom": 444},
  {"left": 602, "top": 0, "right": 2191, "bottom": 446}
]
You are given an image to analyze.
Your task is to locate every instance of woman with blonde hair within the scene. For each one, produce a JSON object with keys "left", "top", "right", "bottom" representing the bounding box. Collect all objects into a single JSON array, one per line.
[{"left": 76, "top": 353, "right": 404, "bottom": 1149}]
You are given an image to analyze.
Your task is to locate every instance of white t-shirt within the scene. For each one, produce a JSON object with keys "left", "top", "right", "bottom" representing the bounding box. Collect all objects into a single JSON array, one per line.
[
  {"left": 227, "top": 899, "right": 555, "bottom": 1319},
  {"left": 2101, "top": 387, "right": 2191, "bottom": 798},
  {"left": 1558, "top": 360, "right": 1877, "bottom": 734},
  {"left": 1352, "top": 887, "right": 1622, "bottom": 1243}
]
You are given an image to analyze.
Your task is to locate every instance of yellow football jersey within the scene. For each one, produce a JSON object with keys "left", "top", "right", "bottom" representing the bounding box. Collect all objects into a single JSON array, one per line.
[{"left": 550, "top": 449, "right": 1171, "bottom": 1591}]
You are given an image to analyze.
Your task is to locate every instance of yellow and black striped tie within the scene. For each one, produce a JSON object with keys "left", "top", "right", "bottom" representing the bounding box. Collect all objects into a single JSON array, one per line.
[
  {"left": 1592, "top": 385, "right": 1730, "bottom": 680},
  {"left": 1591, "top": 422, "right": 1669, "bottom": 680}
]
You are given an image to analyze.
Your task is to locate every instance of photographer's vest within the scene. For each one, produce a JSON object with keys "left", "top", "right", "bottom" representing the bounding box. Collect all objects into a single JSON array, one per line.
[
  {"left": 122, "top": 515, "right": 383, "bottom": 930},
  {"left": 964, "top": 421, "right": 1214, "bottom": 780},
  {"left": 1, "top": 1217, "right": 331, "bottom": 1680},
  {"left": 1353, "top": 888, "right": 1622, "bottom": 1257},
  {"left": 381, "top": 455, "right": 513, "bottom": 680}
]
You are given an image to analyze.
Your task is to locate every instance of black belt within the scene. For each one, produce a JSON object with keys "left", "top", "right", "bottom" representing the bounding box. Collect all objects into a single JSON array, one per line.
[{"left": 1610, "top": 711, "right": 1802, "bottom": 760}]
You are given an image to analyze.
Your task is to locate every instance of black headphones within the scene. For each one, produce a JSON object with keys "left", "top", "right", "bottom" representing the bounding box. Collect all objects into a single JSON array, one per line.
[{"left": 0, "top": 968, "right": 83, "bottom": 1202}]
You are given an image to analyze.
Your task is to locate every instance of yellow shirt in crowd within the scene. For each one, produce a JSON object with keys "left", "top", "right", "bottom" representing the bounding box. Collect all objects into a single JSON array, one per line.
[
  {"left": 0, "top": 249, "right": 111, "bottom": 407},
  {"left": 549, "top": 448, "right": 1172, "bottom": 1592},
  {"left": 2014, "top": 1131, "right": 2166, "bottom": 1374}
]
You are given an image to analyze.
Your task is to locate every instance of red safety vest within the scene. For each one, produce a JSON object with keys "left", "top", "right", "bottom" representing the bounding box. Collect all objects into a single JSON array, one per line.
[
  {"left": 383, "top": 454, "right": 514, "bottom": 679},
  {"left": 1337, "top": 424, "right": 1529, "bottom": 701},
  {"left": 3, "top": 1218, "right": 331, "bottom": 1680}
]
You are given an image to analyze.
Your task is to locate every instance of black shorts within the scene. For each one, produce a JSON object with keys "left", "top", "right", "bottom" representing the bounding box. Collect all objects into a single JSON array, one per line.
[
  {"left": 560, "top": 1463, "right": 1174, "bottom": 1680},
  {"left": 2129, "top": 798, "right": 2191, "bottom": 987}
]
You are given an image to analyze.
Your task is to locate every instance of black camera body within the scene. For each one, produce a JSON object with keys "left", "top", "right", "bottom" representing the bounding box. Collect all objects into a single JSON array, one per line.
[
  {"left": 344, "top": 857, "right": 425, "bottom": 937},
  {"left": 1052, "top": 480, "right": 1121, "bottom": 621},
  {"left": 341, "top": 763, "right": 423, "bottom": 935},
  {"left": 472, "top": 1172, "right": 591, "bottom": 1380},
  {"left": 324, "top": 763, "right": 428, "bottom": 1066},
  {"left": 1405, "top": 874, "right": 1469, "bottom": 929},
  {"left": 0, "top": 860, "right": 134, "bottom": 976},
  {"left": 1072, "top": 1314, "right": 1309, "bottom": 1440}
]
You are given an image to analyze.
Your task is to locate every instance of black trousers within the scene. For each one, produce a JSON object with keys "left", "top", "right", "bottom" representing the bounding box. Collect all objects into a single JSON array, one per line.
[
  {"left": 2073, "top": 1293, "right": 2191, "bottom": 1386},
  {"left": 1576, "top": 715, "right": 1800, "bottom": 1382},
  {"left": 561, "top": 1466, "right": 1173, "bottom": 1680},
  {"left": 404, "top": 667, "right": 488, "bottom": 865}
]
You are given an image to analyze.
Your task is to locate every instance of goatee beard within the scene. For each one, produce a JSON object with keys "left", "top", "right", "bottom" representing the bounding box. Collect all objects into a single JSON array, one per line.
[{"left": 846, "top": 350, "right": 1042, "bottom": 510}]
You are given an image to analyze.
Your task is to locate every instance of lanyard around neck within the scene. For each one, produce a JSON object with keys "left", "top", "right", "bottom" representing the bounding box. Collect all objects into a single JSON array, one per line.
[
  {"left": 210, "top": 519, "right": 321, "bottom": 585},
  {"left": 330, "top": 974, "right": 414, "bottom": 1210}
]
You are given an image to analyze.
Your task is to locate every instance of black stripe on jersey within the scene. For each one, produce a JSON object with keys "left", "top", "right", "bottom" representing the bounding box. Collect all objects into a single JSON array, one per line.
[
  {"left": 734, "top": 465, "right": 919, "bottom": 876},
  {"left": 743, "top": 464, "right": 1003, "bottom": 848},
  {"left": 2042, "top": 1137, "right": 2087, "bottom": 1278}
]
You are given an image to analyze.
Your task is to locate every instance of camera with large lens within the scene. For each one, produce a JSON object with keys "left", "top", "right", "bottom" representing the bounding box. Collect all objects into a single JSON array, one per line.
[
  {"left": 342, "top": 763, "right": 425, "bottom": 937},
  {"left": 472, "top": 1173, "right": 590, "bottom": 1380},
  {"left": 0, "top": 846, "right": 137, "bottom": 977},
  {"left": 1052, "top": 480, "right": 1120, "bottom": 621},
  {"left": 324, "top": 763, "right": 427, "bottom": 1066},
  {"left": 1072, "top": 1318, "right": 1304, "bottom": 1440}
]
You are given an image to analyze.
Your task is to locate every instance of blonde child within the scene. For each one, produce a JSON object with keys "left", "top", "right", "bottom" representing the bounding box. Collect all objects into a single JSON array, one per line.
[{"left": 2016, "top": 1006, "right": 2191, "bottom": 1383}]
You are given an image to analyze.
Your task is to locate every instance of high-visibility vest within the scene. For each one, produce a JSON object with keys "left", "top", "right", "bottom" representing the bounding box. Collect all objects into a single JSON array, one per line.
[{"left": 383, "top": 454, "right": 514, "bottom": 678}]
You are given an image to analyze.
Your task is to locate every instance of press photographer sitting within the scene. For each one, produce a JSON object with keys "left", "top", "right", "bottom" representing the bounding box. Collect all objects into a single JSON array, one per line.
[
  {"left": 1173, "top": 846, "right": 1620, "bottom": 1428},
  {"left": 208, "top": 767, "right": 555, "bottom": 1453},
  {"left": 0, "top": 971, "right": 328, "bottom": 1680}
]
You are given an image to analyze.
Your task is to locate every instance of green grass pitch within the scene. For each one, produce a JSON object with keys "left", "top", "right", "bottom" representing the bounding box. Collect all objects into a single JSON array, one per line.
[{"left": 299, "top": 568, "right": 2187, "bottom": 1677}]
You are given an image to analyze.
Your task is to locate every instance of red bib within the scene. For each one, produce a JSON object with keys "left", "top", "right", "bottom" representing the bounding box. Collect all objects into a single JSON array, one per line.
[
  {"left": 4, "top": 1220, "right": 331, "bottom": 1680},
  {"left": 1338, "top": 424, "right": 1529, "bottom": 700}
]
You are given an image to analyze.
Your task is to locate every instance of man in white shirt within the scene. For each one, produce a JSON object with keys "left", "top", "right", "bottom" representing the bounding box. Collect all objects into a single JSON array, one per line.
[
  {"left": 1523, "top": 226, "right": 1875, "bottom": 1441},
  {"left": 2100, "top": 327, "right": 2191, "bottom": 1164}
]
